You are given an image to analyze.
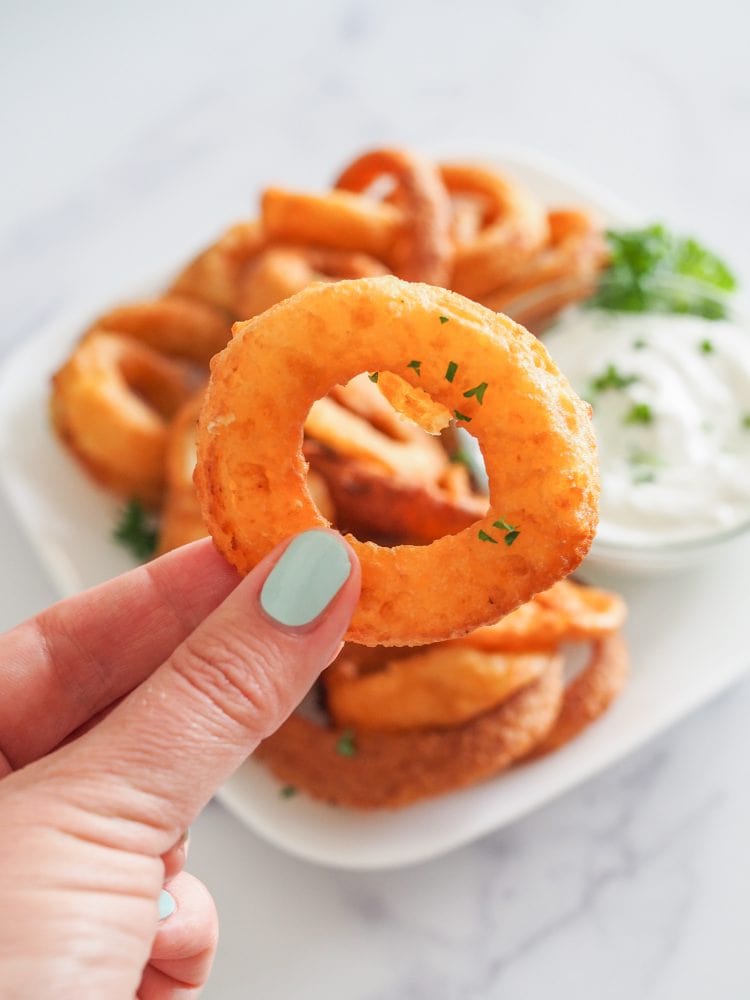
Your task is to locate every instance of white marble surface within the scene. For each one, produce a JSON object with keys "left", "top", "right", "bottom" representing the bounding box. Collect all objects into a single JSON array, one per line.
[{"left": 1, "top": 1, "right": 749, "bottom": 996}]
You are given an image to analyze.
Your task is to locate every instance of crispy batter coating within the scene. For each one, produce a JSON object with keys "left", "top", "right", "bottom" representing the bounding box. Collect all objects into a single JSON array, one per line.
[
  {"left": 255, "top": 658, "right": 564, "bottom": 809},
  {"left": 157, "top": 389, "right": 208, "bottom": 554},
  {"left": 196, "top": 276, "right": 599, "bottom": 646},
  {"left": 51, "top": 332, "right": 197, "bottom": 506}
]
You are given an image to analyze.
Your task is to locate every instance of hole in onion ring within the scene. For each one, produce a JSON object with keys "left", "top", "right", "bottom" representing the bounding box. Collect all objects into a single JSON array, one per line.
[{"left": 302, "top": 372, "right": 489, "bottom": 546}]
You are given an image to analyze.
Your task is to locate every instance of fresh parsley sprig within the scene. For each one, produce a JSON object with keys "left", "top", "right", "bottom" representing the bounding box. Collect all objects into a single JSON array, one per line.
[{"left": 113, "top": 499, "right": 158, "bottom": 560}]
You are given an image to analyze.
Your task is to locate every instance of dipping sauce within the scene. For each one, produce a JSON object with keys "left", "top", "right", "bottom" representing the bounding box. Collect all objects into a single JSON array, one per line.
[{"left": 543, "top": 308, "right": 750, "bottom": 546}]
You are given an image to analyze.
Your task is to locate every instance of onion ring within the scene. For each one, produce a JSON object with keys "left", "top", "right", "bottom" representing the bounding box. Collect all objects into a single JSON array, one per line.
[
  {"left": 335, "top": 148, "right": 453, "bottom": 285},
  {"left": 51, "top": 332, "right": 197, "bottom": 506},
  {"left": 157, "top": 390, "right": 208, "bottom": 554},
  {"left": 442, "top": 163, "right": 549, "bottom": 299},
  {"left": 235, "top": 246, "right": 389, "bottom": 319},
  {"left": 94, "top": 294, "right": 231, "bottom": 366},
  {"left": 255, "top": 658, "right": 564, "bottom": 809},
  {"left": 195, "top": 276, "right": 599, "bottom": 646},
  {"left": 324, "top": 644, "right": 557, "bottom": 731},
  {"left": 170, "top": 221, "right": 265, "bottom": 314}
]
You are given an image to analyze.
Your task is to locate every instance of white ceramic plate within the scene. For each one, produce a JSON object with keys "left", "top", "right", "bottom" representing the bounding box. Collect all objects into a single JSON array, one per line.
[{"left": 1, "top": 151, "right": 748, "bottom": 871}]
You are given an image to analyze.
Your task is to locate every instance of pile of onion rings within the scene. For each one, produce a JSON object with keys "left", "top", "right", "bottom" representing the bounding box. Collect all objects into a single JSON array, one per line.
[{"left": 49, "top": 146, "right": 627, "bottom": 809}]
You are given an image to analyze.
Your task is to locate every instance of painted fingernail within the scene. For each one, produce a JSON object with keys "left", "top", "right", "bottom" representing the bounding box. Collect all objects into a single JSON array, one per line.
[
  {"left": 158, "top": 888, "right": 176, "bottom": 921},
  {"left": 260, "top": 531, "right": 351, "bottom": 627}
]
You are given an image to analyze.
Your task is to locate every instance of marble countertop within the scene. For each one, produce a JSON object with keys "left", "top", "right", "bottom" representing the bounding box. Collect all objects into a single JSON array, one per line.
[{"left": 1, "top": 2, "right": 748, "bottom": 996}]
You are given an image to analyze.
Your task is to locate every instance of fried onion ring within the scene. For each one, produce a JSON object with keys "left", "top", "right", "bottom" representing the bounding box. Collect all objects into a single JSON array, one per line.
[
  {"left": 196, "top": 276, "right": 599, "bottom": 646},
  {"left": 335, "top": 148, "right": 453, "bottom": 285},
  {"left": 236, "top": 246, "right": 389, "bottom": 319},
  {"left": 325, "top": 644, "right": 557, "bottom": 731},
  {"left": 443, "top": 163, "right": 549, "bottom": 299},
  {"left": 157, "top": 389, "right": 208, "bottom": 554},
  {"left": 170, "top": 221, "right": 265, "bottom": 314},
  {"left": 51, "top": 332, "right": 197, "bottom": 506},
  {"left": 94, "top": 294, "right": 231, "bottom": 366},
  {"left": 255, "top": 658, "right": 564, "bottom": 809}
]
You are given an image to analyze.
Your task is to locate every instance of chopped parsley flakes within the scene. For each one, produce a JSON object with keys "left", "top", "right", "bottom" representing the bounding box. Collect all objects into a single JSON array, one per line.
[
  {"left": 406, "top": 360, "right": 422, "bottom": 375},
  {"left": 453, "top": 410, "right": 472, "bottom": 423},
  {"left": 368, "top": 372, "right": 379, "bottom": 383},
  {"left": 336, "top": 728, "right": 357, "bottom": 757},
  {"left": 445, "top": 361, "right": 458, "bottom": 382},
  {"left": 699, "top": 339, "right": 714, "bottom": 354},
  {"left": 590, "top": 364, "right": 639, "bottom": 393},
  {"left": 463, "top": 382, "right": 488, "bottom": 404},
  {"left": 624, "top": 402, "right": 654, "bottom": 426},
  {"left": 439, "top": 315, "right": 450, "bottom": 324}
]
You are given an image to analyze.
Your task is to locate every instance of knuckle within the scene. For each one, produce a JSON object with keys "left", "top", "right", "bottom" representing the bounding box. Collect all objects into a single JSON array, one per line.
[{"left": 170, "top": 624, "right": 288, "bottom": 737}]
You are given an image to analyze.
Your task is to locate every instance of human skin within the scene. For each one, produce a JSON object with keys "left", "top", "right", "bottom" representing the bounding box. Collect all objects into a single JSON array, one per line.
[{"left": 0, "top": 532, "right": 360, "bottom": 999}]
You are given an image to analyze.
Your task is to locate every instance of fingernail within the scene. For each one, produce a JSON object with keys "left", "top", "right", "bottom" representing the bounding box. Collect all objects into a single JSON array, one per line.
[
  {"left": 158, "top": 888, "right": 176, "bottom": 921},
  {"left": 260, "top": 531, "right": 352, "bottom": 627}
]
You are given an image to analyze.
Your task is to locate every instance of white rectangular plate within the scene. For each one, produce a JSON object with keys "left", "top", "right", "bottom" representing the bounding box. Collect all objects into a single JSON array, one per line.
[{"left": 1, "top": 150, "right": 748, "bottom": 870}]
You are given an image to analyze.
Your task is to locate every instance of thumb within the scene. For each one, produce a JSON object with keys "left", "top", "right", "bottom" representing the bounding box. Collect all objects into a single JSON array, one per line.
[{"left": 54, "top": 529, "right": 360, "bottom": 850}]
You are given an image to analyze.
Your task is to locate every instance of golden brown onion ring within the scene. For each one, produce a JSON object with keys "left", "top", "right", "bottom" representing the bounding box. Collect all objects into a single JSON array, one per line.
[
  {"left": 196, "top": 277, "right": 599, "bottom": 646},
  {"left": 335, "top": 148, "right": 453, "bottom": 285},
  {"left": 255, "top": 659, "right": 564, "bottom": 809},
  {"left": 442, "top": 163, "right": 549, "bottom": 299},
  {"left": 51, "top": 332, "right": 197, "bottom": 506}
]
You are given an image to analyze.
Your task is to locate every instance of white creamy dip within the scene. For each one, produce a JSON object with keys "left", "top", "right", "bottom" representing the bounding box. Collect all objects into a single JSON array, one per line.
[{"left": 543, "top": 308, "right": 750, "bottom": 546}]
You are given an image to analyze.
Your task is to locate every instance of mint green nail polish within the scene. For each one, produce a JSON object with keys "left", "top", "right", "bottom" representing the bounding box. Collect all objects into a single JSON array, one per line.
[
  {"left": 158, "top": 889, "right": 176, "bottom": 921},
  {"left": 260, "top": 531, "right": 351, "bottom": 627}
]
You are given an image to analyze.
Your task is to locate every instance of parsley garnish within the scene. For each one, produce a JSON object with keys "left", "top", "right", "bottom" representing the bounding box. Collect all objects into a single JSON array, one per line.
[
  {"left": 368, "top": 372, "right": 379, "bottom": 383},
  {"left": 625, "top": 402, "right": 653, "bottom": 426},
  {"left": 478, "top": 529, "right": 498, "bottom": 543},
  {"left": 113, "top": 499, "right": 157, "bottom": 560},
  {"left": 453, "top": 410, "right": 472, "bottom": 423},
  {"left": 588, "top": 224, "right": 737, "bottom": 319},
  {"left": 439, "top": 315, "right": 450, "bottom": 324},
  {"left": 699, "top": 339, "right": 714, "bottom": 354},
  {"left": 406, "top": 360, "right": 422, "bottom": 375},
  {"left": 445, "top": 361, "right": 458, "bottom": 382},
  {"left": 590, "top": 364, "right": 639, "bottom": 393},
  {"left": 280, "top": 785, "right": 297, "bottom": 799},
  {"left": 742, "top": 414, "right": 750, "bottom": 430},
  {"left": 463, "top": 382, "right": 488, "bottom": 405},
  {"left": 336, "top": 728, "right": 357, "bottom": 757},
  {"left": 493, "top": 518, "right": 520, "bottom": 545}
]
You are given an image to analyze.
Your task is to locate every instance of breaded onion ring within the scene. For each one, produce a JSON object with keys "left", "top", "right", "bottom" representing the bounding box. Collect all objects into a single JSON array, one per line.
[
  {"left": 170, "top": 221, "right": 265, "bottom": 314},
  {"left": 325, "top": 644, "right": 557, "bottom": 731},
  {"left": 196, "top": 276, "right": 599, "bottom": 646},
  {"left": 261, "top": 187, "right": 400, "bottom": 260},
  {"left": 94, "top": 294, "right": 231, "bottom": 366},
  {"left": 442, "top": 163, "right": 549, "bottom": 299},
  {"left": 480, "top": 210, "right": 608, "bottom": 330},
  {"left": 335, "top": 148, "right": 453, "bottom": 285},
  {"left": 255, "top": 659, "right": 564, "bottom": 809},
  {"left": 51, "top": 332, "right": 197, "bottom": 506},
  {"left": 236, "top": 246, "right": 389, "bottom": 320},
  {"left": 528, "top": 633, "right": 630, "bottom": 757}
]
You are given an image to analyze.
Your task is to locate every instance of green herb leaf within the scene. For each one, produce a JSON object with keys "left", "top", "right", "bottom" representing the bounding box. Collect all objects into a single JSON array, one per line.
[
  {"left": 478, "top": 529, "right": 498, "bottom": 543},
  {"left": 504, "top": 530, "right": 520, "bottom": 546},
  {"left": 624, "top": 402, "right": 654, "bottom": 426},
  {"left": 439, "top": 315, "right": 450, "bottom": 324},
  {"left": 741, "top": 414, "right": 750, "bottom": 430},
  {"left": 336, "top": 728, "right": 357, "bottom": 757},
  {"left": 589, "top": 224, "right": 737, "bottom": 319},
  {"left": 493, "top": 518, "right": 520, "bottom": 545},
  {"left": 280, "top": 785, "right": 297, "bottom": 799},
  {"left": 450, "top": 449, "right": 472, "bottom": 468},
  {"left": 406, "top": 360, "right": 422, "bottom": 375},
  {"left": 590, "top": 364, "right": 639, "bottom": 393},
  {"left": 113, "top": 499, "right": 157, "bottom": 560},
  {"left": 445, "top": 361, "right": 458, "bottom": 382},
  {"left": 368, "top": 372, "right": 379, "bottom": 383},
  {"left": 493, "top": 518, "right": 515, "bottom": 532},
  {"left": 699, "top": 339, "right": 714, "bottom": 354},
  {"left": 453, "top": 410, "right": 472, "bottom": 423},
  {"left": 633, "top": 339, "right": 648, "bottom": 350},
  {"left": 463, "top": 382, "right": 488, "bottom": 404}
]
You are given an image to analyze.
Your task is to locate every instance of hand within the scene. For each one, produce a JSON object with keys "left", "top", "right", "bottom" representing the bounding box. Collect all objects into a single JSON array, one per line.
[{"left": 0, "top": 530, "right": 360, "bottom": 999}]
